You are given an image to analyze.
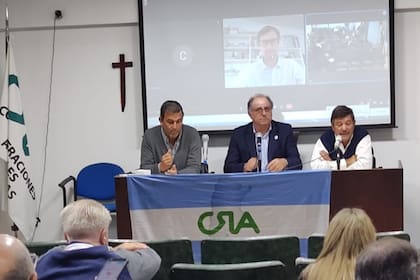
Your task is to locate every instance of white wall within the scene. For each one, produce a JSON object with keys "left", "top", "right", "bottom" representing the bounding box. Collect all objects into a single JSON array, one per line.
[
  {"left": 0, "top": 0, "right": 142, "bottom": 239},
  {"left": 1, "top": 0, "right": 420, "bottom": 249}
]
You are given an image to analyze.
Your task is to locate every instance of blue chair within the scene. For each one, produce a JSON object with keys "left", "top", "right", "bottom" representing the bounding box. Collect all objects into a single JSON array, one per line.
[{"left": 58, "top": 162, "right": 124, "bottom": 212}]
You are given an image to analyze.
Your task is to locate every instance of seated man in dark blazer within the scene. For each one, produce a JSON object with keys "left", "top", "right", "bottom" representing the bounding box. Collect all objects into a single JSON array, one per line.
[{"left": 224, "top": 94, "right": 302, "bottom": 173}]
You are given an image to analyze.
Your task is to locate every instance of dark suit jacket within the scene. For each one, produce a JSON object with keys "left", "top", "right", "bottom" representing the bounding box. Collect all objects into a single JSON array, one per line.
[{"left": 224, "top": 121, "right": 302, "bottom": 173}]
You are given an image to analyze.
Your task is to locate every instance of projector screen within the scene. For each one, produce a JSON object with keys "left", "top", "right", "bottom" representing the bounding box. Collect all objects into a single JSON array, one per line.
[{"left": 140, "top": 0, "right": 394, "bottom": 132}]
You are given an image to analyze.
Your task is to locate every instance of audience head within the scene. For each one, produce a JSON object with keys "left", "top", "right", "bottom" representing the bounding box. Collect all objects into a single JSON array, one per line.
[
  {"left": 321, "top": 208, "right": 376, "bottom": 259},
  {"left": 330, "top": 105, "right": 356, "bottom": 145},
  {"left": 247, "top": 94, "right": 274, "bottom": 132},
  {"left": 0, "top": 234, "right": 37, "bottom": 280},
  {"left": 356, "top": 237, "right": 418, "bottom": 280},
  {"left": 301, "top": 208, "right": 376, "bottom": 280},
  {"left": 60, "top": 199, "right": 112, "bottom": 245},
  {"left": 159, "top": 100, "right": 184, "bottom": 143}
]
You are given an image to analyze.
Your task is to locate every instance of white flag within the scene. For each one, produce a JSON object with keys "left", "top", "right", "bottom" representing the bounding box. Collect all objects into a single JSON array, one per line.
[{"left": 0, "top": 44, "right": 38, "bottom": 240}]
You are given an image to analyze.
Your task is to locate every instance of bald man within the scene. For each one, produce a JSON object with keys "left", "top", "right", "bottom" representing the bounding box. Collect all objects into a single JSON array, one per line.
[{"left": 0, "top": 234, "right": 37, "bottom": 280}]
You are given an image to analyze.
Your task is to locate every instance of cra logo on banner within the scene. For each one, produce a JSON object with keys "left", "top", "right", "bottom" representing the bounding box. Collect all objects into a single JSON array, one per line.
[{"left": 197, "top": 211, "right": 260, "bottom": 235}]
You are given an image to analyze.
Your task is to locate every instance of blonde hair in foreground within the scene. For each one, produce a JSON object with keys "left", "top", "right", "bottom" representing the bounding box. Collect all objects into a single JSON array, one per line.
[
  {"left": 301, "top": 208, "right": 376, "bottom": 280},
  {"left": 60, "top": 199, "right": 112, "bottom": 240}
]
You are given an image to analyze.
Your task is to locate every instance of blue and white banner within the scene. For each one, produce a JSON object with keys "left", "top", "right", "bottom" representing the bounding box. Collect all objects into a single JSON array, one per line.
[{"left": 127, "top": 170, "right": 331, "bottom": 242}]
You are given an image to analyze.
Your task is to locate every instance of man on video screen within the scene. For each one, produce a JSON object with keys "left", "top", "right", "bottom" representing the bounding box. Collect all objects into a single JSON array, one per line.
[{"left": 238, "top": 25, "right": 305, "bottom": 87}]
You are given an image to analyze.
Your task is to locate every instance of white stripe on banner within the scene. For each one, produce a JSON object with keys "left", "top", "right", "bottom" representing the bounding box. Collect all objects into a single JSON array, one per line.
[{"left": 131, "top": 205, "right": 329, "bottom": 241}]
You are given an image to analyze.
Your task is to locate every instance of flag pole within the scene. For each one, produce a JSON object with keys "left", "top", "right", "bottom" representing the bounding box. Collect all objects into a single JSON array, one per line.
[
  {"left": 5, "top": 5, "right": 18, "bottom": 238},
  {"left": 5, "top": 5, "right": 9, "bottom": 54}
]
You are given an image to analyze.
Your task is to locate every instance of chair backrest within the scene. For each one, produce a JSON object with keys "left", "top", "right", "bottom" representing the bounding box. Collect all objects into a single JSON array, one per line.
[
  {"left": 308, "top": 231, "right": 410, "bottom": 260},
  {"left": 170, "top": 261, "right": 285, "bottom": 280},
  {"left": 376, "top": 230, "right": 410, "bottom": 242},
  {"left": 148, "top": 239, "right": 194, "bottom": 280},
  {"left": 295, "top": 257, "right": 315, "bottom": 279},
  {"left": 109, "top": 238, "right": 194, "bottom": 280},
  {"left": 307, "top": 233, "right": 325, "bottom": 259},
  {"left": 26, "top": 240, "right": 67, "bottom": 257},
  {"left": 76, "top": 162, "right": 124, "bottom": 201},
  {"left": 201, "top": 235, "right": 300, "bottom": 280}
]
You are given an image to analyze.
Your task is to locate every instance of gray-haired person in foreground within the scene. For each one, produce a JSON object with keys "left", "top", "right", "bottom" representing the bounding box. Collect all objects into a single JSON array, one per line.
[{"left": 35, "top": 199, "right": 161, "bottom": 280}]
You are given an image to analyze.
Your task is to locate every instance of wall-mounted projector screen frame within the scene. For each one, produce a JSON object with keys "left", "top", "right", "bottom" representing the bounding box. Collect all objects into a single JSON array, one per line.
[{"left": 138, "top": 0, "right": 395, "bottom": 133}]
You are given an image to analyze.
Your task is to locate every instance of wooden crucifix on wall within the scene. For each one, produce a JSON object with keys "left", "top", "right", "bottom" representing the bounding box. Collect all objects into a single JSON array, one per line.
[{"left": 112, "top": 54, "right": 133, "bottom": 112}]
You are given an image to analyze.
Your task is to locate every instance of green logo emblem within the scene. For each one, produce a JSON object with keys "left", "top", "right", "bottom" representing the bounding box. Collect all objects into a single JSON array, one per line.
[{"left": 197, "top": 211, "right": 260, "bottom": 235}]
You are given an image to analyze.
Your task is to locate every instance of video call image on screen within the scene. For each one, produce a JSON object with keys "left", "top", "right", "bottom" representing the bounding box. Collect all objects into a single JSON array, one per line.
[
  {"left": 223, "top": 15, "right": 306, "bottom": 88},
  {"left": 224, "top": 11, "right": 388, "bottom": 88},
  {"left": 142, "top": 0, "right": 393, "bottom": 131}
]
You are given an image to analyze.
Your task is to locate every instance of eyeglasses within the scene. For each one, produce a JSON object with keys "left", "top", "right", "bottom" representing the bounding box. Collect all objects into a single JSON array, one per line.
[
  {"left": 259, "top": 38, "right": 279, "bottom": 46},
  {"left": 252, "top": 107, "right": 272, "bottom": 114}
]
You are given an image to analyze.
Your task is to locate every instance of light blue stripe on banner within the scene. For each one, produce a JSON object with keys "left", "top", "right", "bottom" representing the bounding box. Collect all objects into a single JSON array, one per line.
[{"left": 127, "top": 170, "right": 331, "bottom": 210}]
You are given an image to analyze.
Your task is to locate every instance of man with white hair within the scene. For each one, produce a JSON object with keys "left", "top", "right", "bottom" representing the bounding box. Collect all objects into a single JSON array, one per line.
[
  {"left": 224, "top": 94, "right": 302, "bottom": 172},
  {"left": 35, "top": 199, "right": 161, "bottom": 280},
  {"left": 0, "top": 234, "right": 37, "bottom": 280}
]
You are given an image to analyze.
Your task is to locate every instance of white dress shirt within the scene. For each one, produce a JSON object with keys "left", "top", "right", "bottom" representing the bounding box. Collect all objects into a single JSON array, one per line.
[{"left": 310, "top": 134, "right": 373, "bottom": 170}]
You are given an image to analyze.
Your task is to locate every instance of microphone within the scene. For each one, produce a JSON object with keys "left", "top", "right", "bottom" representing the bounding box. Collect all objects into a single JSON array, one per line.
[
  {"left": 202, "top": 134, "right": 209, "bottom": 162},
  {"left": 201, "top": 134, "right": 210, "bottom": 174},
  {"left": 255, "top": 132, "right": 262, "bottom": 172},
  {"left": 334, "top": 135, "right": 342, "bottom": 170},
  {"left": 334, "top": 135, "right": 342, "bottom": 151}
]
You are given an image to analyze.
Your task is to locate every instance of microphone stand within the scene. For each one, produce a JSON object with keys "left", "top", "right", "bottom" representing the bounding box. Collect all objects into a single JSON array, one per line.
[
  {"left": 256, "top": 156, "right": 261, "bottom": 172},
  {"left": 255, "top": 134, "right": 262, "bottom": 172},
  {"left": 256, "top": 143, "right": 262, "bottom": 172},
  {"left": 336, "top": 151, "right": 341, "bottom": 170},
  {"left": 201, "top": 160, "right": 209, "bottom": 174}
]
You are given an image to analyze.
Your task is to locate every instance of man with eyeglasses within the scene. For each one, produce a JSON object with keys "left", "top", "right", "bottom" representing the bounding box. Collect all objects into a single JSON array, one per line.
[
  {"left": 238, "top": 25, "right": 305, "bottom": 87},
  {"left": 224, "top": 94, "right": 302, "bottom": 172}
]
